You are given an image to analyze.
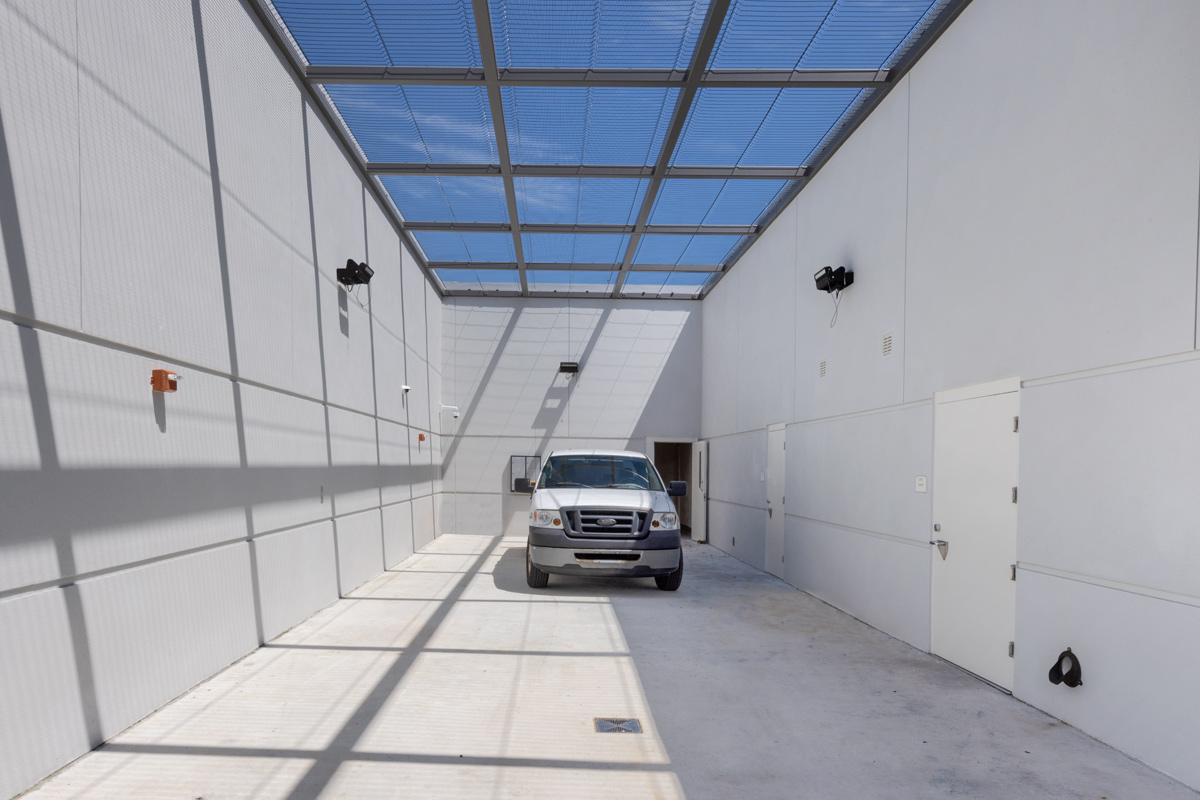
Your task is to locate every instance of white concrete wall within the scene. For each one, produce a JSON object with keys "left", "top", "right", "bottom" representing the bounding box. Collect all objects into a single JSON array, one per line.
[
  {"left": 0, "top": 0, "right": 442, "bottom": 796},
  {"left": 701, "top": 0, "right": 1200, "bottom": 789},
  {"left": 440, "top": 297, "right": 701, "bottom": 536}
]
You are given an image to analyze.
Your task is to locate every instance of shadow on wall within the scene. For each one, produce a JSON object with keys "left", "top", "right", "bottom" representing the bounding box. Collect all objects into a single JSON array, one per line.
[{"left": 0, "top": 3, "right": 435, "bottom": 795}]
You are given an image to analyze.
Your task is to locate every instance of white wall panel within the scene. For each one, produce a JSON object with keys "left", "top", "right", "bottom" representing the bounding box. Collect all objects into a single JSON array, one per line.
[
  {"left": 1020, "top": 358, "right": 1200, "bottom": 599},
  {"left": 706, "top": 499, "right": 766, "bottom": 572},
  {"left": 706, "top": 429, "right": 766, "bottom": 508},
  {"left": 786, "top": 516, "right": 930, "bottom": 650},
  {"left": 904, "top": 0, "right": 1200, "bottom": 400},
  {"left": 0, "top": 1, "right": 81, "bottom": 330},
  {"left": 792, "top": 83, "right": 908, "bottom": 421},
  {"left": 0, "top": 588, "right": 92, "bottom": 800},
  {"left": 700, "top": 270, "right": 738, "bottom": 439},
  {"left": 81, "top": 544, "right": 258, "bottom": 739},
  {"left": 1014, "top": 571, "right": 1200, "bottom": 791},
  {"left": 413, "top": 494, "right": 436, "bottom": 551},
  {"left": 78, "top": 2, "right": 231, "bottom": 371},
  {"left": 786, "top": 403, "right": 932, "bottom": 543},
  {"left": 381, "top": 500, "right": 414, "bottom": 568},
  {"left": 735, "top": 206, "right": 796, "bottom": 432},
  {"left": 254, "top": 521, "right": 338, "bottom": 641},
  {"left": 334, "top": 508, "right": 385, "bottom": 594}
]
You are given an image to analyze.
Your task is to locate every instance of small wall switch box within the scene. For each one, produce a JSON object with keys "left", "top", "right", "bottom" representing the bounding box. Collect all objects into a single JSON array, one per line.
[{"left": 915, "top": 476, "right": 928, "bottom": 493}]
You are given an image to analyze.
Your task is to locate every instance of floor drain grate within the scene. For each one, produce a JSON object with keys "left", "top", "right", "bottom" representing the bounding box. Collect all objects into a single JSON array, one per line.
[{"left": 594, "top": 718, "right": 642, "bottom": 733}]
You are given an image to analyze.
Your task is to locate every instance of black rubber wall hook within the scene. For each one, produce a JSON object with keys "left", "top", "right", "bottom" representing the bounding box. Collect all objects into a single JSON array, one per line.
[{"left": 1048, "top": 647, "right": 1083, "bottom": 688}]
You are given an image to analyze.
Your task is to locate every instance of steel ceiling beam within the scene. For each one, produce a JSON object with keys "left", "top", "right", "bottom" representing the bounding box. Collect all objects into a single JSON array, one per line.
[
  {"left": 441, "top": 288, "right": 703, "bottom": 301},
  {"left": 366, "top": 163, "right": 807, "bottom": 180},
  {"left": 406, "top": 222, "right": 756, "bottom": 235},
  {"left": 611, "top": 0, "right": 736, "bottom": 297},
  {"left": 429, "top": 261, "right": 722, "bottom": 273},
  {"left": 469, "top": 0, "right": 528, "bottom": 294},
  {"left": 697, "top": 0, "right": 976, "bottom": 301},
  {"left": 305, "top": 65, "right": 890, "bottom": 89}
]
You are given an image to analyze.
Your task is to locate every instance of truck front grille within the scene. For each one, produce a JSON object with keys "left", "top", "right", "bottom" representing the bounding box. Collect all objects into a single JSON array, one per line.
[{"left": 567, "top": 509, "right": 647, "bottom": 537}]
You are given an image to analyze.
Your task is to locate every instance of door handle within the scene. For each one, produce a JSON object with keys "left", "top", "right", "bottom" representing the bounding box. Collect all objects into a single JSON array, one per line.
[
  {"left": 768, "top": 507, "right": 773, "bottom": 518},
  {"left": 929, "top": 540, "right": 949, "bottom": 560}
]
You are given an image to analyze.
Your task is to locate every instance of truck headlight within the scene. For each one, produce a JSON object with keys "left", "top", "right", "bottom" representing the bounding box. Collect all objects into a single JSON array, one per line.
[
  {"left": 531, "top": 509, "right": 561, "bottom": 528},
  {"left": 651, "top": 512, "right": 678, "bottom": 530}
]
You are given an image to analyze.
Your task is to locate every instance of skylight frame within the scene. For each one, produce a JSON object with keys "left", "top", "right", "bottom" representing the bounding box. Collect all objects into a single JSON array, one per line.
[{"left": 256, "top": 0, "right": 974, "bottom": 300}]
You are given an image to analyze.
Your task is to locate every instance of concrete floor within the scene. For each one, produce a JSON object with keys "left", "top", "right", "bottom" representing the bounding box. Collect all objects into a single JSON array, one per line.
[{"left": 23, "top": 535, "right": 1199, "bottom": 799}]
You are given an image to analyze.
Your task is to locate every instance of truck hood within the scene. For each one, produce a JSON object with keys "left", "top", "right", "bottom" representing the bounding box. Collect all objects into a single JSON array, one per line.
[{"left": 534, "top": 487, "right": 672, "bottom": 512}]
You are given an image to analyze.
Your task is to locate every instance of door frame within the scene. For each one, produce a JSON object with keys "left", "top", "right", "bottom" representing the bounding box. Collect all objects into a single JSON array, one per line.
[
  {"left": 765, "top": 423, "right": 787, "bottom": 578},
  {"left": 646, "top": 437, "right": 701, "bottom": 541},
  {"left": 930, "top": 376, "right": 1021, "bottom": 690}
]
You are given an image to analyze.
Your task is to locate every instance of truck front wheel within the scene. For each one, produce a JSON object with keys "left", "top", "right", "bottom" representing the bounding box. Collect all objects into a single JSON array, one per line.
[
  {"left": 526, "top": 543, "right": 549, "bottom": 588},
  {"left": 654, "top": 551, "right": 683, "bottom": 591}
]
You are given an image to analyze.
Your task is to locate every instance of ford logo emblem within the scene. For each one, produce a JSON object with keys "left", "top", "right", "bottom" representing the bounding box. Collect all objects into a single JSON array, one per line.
[{"left": 597, "top": 518, "right": 617, "bottom": 527}]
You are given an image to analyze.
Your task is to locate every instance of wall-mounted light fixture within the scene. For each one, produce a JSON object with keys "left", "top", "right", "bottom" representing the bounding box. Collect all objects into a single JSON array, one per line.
[
  {"left": 559, "top": 361, "right": 579, "bottom": 374},
  {"left": 813, "top": 265, "right": 853, "bottom": 293},
  {"left": 337, "top": 259, "right": 374, "bottom": 287},
  {"left": 815, "top": 266, "right": 854, "bottom": 328}
]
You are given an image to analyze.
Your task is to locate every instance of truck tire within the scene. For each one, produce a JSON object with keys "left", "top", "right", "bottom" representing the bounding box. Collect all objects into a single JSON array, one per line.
[
  {"left": 654, "top": 551, "right": 683, "bottom": 591},
  {"left": 526, "top": 542, "right": 549, "bottom": 589}
]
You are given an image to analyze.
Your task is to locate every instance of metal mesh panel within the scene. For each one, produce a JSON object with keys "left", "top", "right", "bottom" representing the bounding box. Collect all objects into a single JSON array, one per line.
[
  {"left": 708, "top": 0, "right": 940, "bottom": 70},
  {"left": 634, "top": 234, "right": 742, "bottom": 265},
  {"left": 514, "top": 178, "right": 650, "bottom": 225},
  {"left": 673, "top": 87, "right": 861, "bottom": 167},
  {"left": 521, "top": 233, "right": 630, "bottom": 263},
  {"left": 381, "top": 176, "right": 509, "bottom": 223},
  {"left": 622, "top": 270, "right": 713, "bottom": 297},
  {"left": 528, "top": 270, "right": 617, "bottom": 292},
  {"left": 437, "top": 268, "right": 521, "bottom": 291},
  {"left": 502, "top": 87, "right": 678, "bottom": 165},
  {"left": 325, "top": 85, "right": 498, "bottom": 163},
  {"left": 273, "top": 0, "right": 483, "bottom": 67},
  {"left": 650, "top": 179, "right": 788, "bottom": 225},
  {"left": 415, "top": 231, "right": 516, "bottom": 261},
  {"left": 489, "top": 0, "right": 709, "bottom": 68}
]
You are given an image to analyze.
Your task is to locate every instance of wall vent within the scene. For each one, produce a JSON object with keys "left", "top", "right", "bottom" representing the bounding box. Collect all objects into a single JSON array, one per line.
[
  {"left": 819, "top": 360, "right": 827, "bottom": 378},
  {"left": 881, "top": 332, "right": 895, "bottom": 359}
]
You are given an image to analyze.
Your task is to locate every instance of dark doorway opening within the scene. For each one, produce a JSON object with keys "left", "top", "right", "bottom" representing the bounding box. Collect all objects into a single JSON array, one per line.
[{"left": 653, "top": 441, "right": 693, "bottom": 538}]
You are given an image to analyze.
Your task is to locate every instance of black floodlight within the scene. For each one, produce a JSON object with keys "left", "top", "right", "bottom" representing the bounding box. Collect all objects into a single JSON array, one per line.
[
  {"left": 814, "top": 265, "right": 853, "bottom": 293},
  {"left": 338, "top": 259, "right": 374, "bottom": 287},
  {"left": 559, "top": 361, "right": 579, "bottom": 373}
]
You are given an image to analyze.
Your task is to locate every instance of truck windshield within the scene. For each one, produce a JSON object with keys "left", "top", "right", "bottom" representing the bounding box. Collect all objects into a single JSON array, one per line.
[{"left": 538, "top": 455, "right": 664, "bottom": 491}]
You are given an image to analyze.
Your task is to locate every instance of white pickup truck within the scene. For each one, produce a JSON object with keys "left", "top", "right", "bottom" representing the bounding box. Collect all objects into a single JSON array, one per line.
[{"left": 516, "top": 449, "right": 687, "bottom": 591}]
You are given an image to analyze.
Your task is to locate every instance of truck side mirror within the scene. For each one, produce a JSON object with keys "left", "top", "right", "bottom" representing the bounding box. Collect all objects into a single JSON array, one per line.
[
  {"left": 668, "top": 481, "right": 687, "bottom": 497},
  {"left": 514, "top": 478, "right": 534, "bottom": 494}
]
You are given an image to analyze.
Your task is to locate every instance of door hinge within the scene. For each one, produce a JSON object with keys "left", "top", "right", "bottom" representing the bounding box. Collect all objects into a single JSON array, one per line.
[
  {"left": 1010, "top": 564, "right": 1016, "bottom": 581},
  {"left": 1011, "top": 486, "right": 1018, "bottom": 504},
  {"left": 1013, "top": 415, "right": 1019, "bottom": 433},
  {"left": 782, "top": 495, "right": 785, "bottom": 505},
  {"left": 783, "top": 441, "right": 786, "bottom": 450},
  {"left": 1008, "top": 641, "right": 1015, "bottom": 658}
]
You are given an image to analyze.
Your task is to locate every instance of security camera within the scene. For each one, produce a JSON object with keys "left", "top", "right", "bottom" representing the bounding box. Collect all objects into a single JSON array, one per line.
[
  {"left": 439, "top": 404, "right": 460, "bottom": 419},
  {"left": 401, "top": 385, "right": 411, "bottom": 393},
  {"left": 814, "top": 265, "right": 853, "bottom": 293},
  {"left": 453, "top": 410, "right": 460, "bottom": 419}
]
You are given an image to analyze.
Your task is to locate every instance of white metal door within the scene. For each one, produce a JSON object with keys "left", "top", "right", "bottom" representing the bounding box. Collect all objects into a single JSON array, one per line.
[
  {"left": 691, "top": 440, "right": 708, "bottom": 543},
  {"left": 765, "top": 425, "right": 786, "bottom": 578},
  {"left": 931, "top": 379, "right": 1020, "bottom": 691}
]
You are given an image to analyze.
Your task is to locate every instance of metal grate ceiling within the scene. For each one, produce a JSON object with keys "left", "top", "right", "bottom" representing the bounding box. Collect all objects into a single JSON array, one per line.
[{"left": 261, "top": 0, "right": 968, "bottom": 299}]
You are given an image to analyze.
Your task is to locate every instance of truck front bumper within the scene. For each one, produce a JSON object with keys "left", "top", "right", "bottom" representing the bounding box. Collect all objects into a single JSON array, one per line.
[{"left": 529, "top": 544, "right": 680, "bottom": 578}]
